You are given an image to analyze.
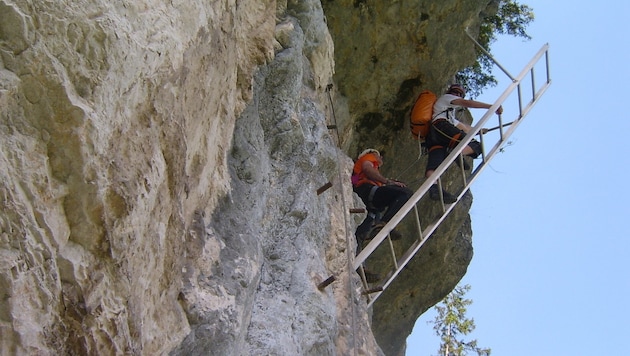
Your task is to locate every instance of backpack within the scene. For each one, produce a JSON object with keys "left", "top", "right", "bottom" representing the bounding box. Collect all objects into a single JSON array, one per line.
[{"left": 409, "top": 90, "right": 437, "bottom": 140}]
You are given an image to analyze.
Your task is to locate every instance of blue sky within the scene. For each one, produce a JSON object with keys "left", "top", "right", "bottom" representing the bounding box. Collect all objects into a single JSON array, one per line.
[{"left": 407, "top": 1, "right": 630, "bottom": 355}]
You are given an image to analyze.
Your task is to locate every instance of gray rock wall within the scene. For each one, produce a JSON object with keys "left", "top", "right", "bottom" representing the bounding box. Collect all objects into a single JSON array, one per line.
[
  {"left": 0, "top": 0, "right": 277, "bottom": 354},
  {"left": 1, "top": 0, "right": 498, "bottom": 355},
  {"left": 321, "top": 2, "right": 497, "bottom": 354}
]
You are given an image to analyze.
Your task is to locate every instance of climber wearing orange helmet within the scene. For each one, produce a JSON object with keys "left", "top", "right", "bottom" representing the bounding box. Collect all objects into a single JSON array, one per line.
[
  {"left": 351, "top": 149, "right": 413, "bottom": 243},
  {"left": 425, "top": 83, "right": 503, "bottom": 203}
]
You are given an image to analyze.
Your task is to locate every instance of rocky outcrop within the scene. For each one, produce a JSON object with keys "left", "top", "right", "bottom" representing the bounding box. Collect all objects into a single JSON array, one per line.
[
  {"left": 0, "top": 0, "right": 497, "bottom": 355},
  {"left": 322, "top": 1, "right": 497, "bottom": 354}
]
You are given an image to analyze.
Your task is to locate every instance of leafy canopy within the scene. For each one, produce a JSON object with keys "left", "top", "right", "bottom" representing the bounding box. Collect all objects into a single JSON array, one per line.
[{"left": 456, "top": 0, "right": 534, "bottom": 98}]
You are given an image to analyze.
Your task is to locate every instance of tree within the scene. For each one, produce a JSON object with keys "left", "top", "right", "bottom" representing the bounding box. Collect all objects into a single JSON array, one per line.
[
  {"left": 456, "top": 0, "right": 535, "bottom": 98},
  {"left": 430, "top": 284, "right": 491, "bottom": 356}
]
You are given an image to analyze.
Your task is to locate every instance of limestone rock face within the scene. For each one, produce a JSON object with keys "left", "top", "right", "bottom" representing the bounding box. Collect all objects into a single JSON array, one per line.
[
  {"left": 0, "top": 0, "right": 497, "bottom": 355},
  {"left": 0, "top": 0, "right": 276, "bottom": 354}
]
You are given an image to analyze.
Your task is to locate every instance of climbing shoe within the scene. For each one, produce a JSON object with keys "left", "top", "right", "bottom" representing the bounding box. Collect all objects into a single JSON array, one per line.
[{"left": 429, "top": 185, "right": 457, "bottom": 204}]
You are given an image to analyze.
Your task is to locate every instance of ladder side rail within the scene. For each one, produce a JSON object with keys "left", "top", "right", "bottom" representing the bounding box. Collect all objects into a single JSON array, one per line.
[
  {"left": 454, "top": 44, "right": 551, "bottom": 160},
  {"left": 449, "top": 84, "right": 551, "bottom": 223},
  {"left": 367, "top": 238, "right": 433, "bottom": 307},
  {"left": 364, "top": 196, "right": 462, "bottom": 308},
  {"left": 353, "top": 44, "right": 551, "bottom": 278},
  {"left": 364, "top": 104, "right": 534, "bottom": 307},
  {"left": 366, "top": 290, "right": 384, "bottom": 303},
  {"left": 355, "top": 91, "right": 543, "bottom": 274},
  {"left": 365, "top": 199, "right": 463, "bottom": 308},
  {"left": 475, "top": 107, "right": 531, "bottom": 172},
  {"left": 495, "top": 70, "right": 551, "bottom": 144},
  {"left": 464, "top": 62, "right": 552, "bottom": 190},
  {"left": 374, "top": 51, "right": 554, "bottom": 295},
  {"left": 353, "top": 158, "right": 459, "bottom": 269},
  {"left": 468, "top": 73, "right": 552, "bottom": 187},
  {"left": 437, "top": 80, "right": 520, "bottom": 177},
  {"left": 360, "top": 130, "right": 544, "bottom": 304},
  {"left": 353, "top": 47, "right": 553, "bottom": 308},
  {"left": 366, "top": 115, "right": 525, "bottom": 305},
  {"left": 482, "top": 80, "right": 551, "bottom": 166},
  {"left": 352, "top": 84, "right": 522, "bottom": 269},
  {"left": 477, "top": 81, "right": 551, "bottom": 165},
  {"left": 353, "top": 89, "right": 512, "bottom": 270}
]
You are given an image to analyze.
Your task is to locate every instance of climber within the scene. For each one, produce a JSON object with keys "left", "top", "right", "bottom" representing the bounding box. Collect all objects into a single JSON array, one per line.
[
  {"left": 351, "top": 149, "right": 413, "bottom": 244},
  {"left": 425, "top": 83, "right": 503, "bottom": 203}
]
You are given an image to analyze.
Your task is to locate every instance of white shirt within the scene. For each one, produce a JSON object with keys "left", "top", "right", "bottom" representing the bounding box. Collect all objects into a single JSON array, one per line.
[{"left": 432, "top": 93, "right": 462, "bottom": 126}]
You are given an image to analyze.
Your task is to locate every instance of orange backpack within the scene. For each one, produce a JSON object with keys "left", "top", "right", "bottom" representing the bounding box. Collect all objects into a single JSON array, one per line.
[{"left": 409, "top": 90, "right": 437, "bottom": 140}]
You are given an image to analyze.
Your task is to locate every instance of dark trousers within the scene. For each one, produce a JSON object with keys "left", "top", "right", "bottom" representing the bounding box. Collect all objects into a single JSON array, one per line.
[
  {"left": 354, "top": 184, "right": 413, "bottom": 224},
  {"left": 425, "top": 119, "right": 482, "bottom": 171}
]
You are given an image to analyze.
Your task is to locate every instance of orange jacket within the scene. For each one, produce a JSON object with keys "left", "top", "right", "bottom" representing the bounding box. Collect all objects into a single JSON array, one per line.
[{"left": 352, "top": 153, "right": 383, "bottom": 187}]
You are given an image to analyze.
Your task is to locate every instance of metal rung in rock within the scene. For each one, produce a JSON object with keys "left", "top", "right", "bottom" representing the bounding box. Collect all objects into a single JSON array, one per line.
[
  {"left": 316, "top": 182, "right": 333, "bottom": 195},
  {"left": 317, "top": 275, "right": 336, "bottom": 290}
]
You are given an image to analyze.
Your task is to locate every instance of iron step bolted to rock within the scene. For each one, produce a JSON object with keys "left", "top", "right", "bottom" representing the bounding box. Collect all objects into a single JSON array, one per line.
[{"left": 315, "top": 83, "right": 366, "bottom": 292}]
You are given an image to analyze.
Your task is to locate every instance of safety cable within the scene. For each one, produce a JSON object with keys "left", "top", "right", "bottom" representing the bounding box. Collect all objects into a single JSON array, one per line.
[{"left": 325, "top": 84, "right": 359, "bottom": 356}]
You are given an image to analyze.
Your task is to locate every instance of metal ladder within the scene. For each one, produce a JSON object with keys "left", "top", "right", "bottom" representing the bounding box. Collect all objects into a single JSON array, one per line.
[{"left": 355, "top": 43, "right": 552, "bottom": 307}]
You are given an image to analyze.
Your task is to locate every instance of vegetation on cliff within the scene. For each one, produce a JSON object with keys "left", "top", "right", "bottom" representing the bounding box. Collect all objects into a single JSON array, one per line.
[{"left": 458, "top": 0, "right": 534, "bottom": 98}]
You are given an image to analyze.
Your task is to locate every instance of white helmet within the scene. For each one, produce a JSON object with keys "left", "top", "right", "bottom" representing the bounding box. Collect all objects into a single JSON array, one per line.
[{"left": 358, "top": 149, "right": 380, "bottom": 159}]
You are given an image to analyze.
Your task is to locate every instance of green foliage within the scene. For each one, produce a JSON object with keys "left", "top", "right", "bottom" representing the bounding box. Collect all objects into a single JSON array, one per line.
[
  {"left": 431, "top": 284, "right": 491, "bottom": 356},
  {"left": 456, "top": 0, "right": 534, "bottom": 98}
]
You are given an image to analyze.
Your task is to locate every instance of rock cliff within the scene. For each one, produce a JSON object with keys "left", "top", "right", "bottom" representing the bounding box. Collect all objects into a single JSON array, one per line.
[{"left": 0, "top": 0, "right": 498, "bottom": 355}]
